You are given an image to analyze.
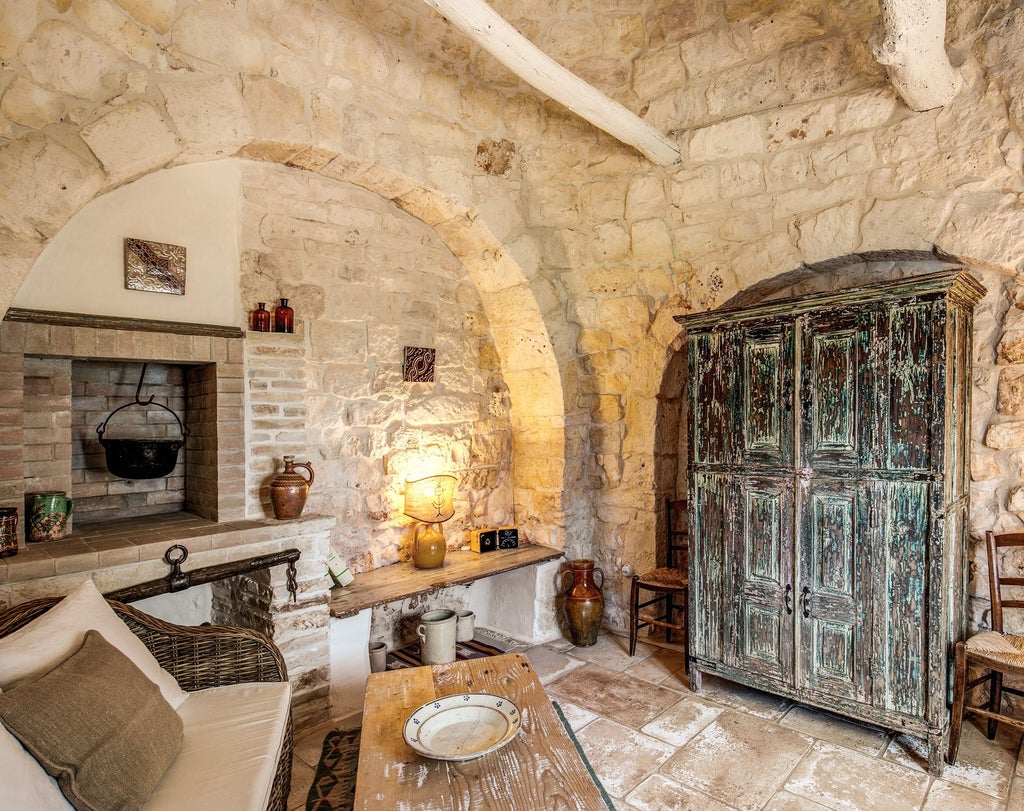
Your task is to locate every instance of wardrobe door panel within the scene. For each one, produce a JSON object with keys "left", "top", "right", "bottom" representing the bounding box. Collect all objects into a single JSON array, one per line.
[
  {"left": 729, "top": 476, "right": 794, "bottom": 685},
  {"left": 689, "top": 472, "right": 730, "bottom": 664},
  {"left": 688, "top": 330, "right": 738, "bottom": 466},
  {"left": 797, "top": 480, "right": 871, "bottom": 703},
  {"left": 739, "top": 323, "right": 794, "bottom": 469}
]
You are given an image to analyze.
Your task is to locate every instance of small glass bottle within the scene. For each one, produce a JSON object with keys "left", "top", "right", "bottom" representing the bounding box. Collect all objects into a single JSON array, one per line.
[
  {"left": 252, "top": 302, "right": 270, "bottom": 332},
  {"left": 274, "top": 298, "right": 294, "bottom": 333}
]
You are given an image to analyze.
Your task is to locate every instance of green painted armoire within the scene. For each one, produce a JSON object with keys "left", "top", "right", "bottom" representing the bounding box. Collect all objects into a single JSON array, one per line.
[{"left": 676, "top": 270, "right": 984, "bottom": 775}]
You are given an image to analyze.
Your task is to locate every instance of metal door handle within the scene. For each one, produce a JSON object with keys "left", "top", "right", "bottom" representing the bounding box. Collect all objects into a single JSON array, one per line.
[
  {"left": 784, "top": 584, "right": 793, "bottom": 615},
  {"left": 800, "top": 585, "right": 811, "bottom": 618}
]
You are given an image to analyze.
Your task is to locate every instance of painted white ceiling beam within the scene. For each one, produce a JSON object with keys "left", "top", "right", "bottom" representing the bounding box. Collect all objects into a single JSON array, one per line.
[
  {"left": 871, "top": 0, "right": 961, "bottom": 111},
  {"left": 418, "top": 0, "right": 681, "bottom": 166}
]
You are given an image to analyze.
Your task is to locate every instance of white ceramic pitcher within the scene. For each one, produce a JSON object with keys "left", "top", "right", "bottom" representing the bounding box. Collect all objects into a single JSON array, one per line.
[{"left": 417, "top": 609, "right": 457, "bottom": 665}]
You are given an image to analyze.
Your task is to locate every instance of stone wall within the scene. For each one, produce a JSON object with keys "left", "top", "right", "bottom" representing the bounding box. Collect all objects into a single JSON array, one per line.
[
  {"left": 240, "top": 162, "right": 515, "bottom": 572},
  {"left": 0, "top": 0, "right": 1022, "bottom": 638}
]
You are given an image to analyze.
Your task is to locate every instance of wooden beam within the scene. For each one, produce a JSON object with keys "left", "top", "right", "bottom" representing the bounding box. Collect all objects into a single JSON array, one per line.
[{"left": 418, "top": 0, "right": 681, "bottom": 166}]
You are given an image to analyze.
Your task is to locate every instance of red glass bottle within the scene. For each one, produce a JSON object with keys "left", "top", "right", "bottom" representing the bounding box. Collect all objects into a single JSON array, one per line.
[
  {"left": 252, "top": 302, "right": 270, "bottom": 332},
  {"left": 274, "top": 298, "right": 294, "bottom": 333}
]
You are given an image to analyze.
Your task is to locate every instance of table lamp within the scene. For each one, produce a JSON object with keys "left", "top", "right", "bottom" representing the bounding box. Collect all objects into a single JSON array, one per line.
[{"left": 404, "top": 474, "right": 456, "bottom": 569}]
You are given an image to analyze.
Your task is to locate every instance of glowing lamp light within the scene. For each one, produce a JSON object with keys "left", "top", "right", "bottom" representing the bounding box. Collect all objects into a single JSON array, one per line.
[{"left": 404, "top": 474, "right": 456, "bottom": 569}]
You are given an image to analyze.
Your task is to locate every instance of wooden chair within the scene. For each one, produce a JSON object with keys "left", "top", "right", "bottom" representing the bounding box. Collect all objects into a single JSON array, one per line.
[
  {"left": 947, "top": 531, "right": 1024, "bottom": 765},
  {"left": 629, "top": 498, "right": 688, "bottom": 665}
]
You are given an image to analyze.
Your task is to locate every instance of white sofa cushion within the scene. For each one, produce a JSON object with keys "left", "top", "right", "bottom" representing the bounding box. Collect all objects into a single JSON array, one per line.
[
  {"left": 0, "top": 721, "right": 73, "bottom": 811},
  {"left": 144, "top": 681, "right": 291, "bottom": 811},
  {"left": 0, "top": 579, "right": 188, "bottom": 709}
]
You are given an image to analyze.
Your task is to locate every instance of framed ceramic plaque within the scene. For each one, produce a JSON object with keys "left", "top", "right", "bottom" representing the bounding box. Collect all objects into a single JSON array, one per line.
[{"left": 124, "top": 237, "right": 186, "bottom": 295}]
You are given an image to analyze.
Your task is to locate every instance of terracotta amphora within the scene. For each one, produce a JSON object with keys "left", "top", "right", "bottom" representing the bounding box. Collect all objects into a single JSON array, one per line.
[{"left": 562, "top": 559, "right": 605, "bottom": 646}]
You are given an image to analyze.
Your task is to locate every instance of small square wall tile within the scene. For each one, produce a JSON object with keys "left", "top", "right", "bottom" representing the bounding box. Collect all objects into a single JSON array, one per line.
[
  {"left": 625, "top": 773, "right": 737, "bottom": 811},
  {"left": 573, "top": 717, "right": 676, "bottom": 798},
  {"left": 784, "top": 741, "right": 929, "bottom": 811},
  {"left": 780, "top": 705, "right": 891, "bottom": 756},
  {"left": 659, "top": 710, "right": 812, "bottom": 811}
]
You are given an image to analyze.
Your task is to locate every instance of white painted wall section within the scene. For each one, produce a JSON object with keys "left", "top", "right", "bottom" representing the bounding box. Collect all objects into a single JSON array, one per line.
[
  {"left": 330, "top": 608, "right": 372, "bottom": 715},
  {"left": 470, "top": 560, "right": 564, "bottom": 644},
  {"left": 15, "top": 160, "right": 243, "bottom": 327}
]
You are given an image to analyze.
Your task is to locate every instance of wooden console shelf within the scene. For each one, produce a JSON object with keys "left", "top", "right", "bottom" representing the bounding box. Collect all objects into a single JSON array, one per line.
[{"left": 328, "top": 544, "right": 564, "bottom": 618}]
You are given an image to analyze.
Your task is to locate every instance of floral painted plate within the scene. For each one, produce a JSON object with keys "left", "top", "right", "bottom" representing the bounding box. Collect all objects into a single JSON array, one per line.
[{"left": 402, "top": 693, "right": 522, "bottom": 761}]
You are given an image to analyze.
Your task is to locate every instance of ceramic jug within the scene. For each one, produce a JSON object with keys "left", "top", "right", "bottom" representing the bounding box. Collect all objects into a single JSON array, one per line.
[
  {"left": 270, "top": 456, "right": 315, "bottom": 519},
  {"left": 562, "top": 559, "right": 605, "bottom": 646},
  {"left": 456, "top": 610, "right": 475, "bottom": 643},
  {"left": 28, "top": 492, "right": 73, "bottom": 542},
  {"left": 417, "top": 609, "right": 457, "bottom": 665}
]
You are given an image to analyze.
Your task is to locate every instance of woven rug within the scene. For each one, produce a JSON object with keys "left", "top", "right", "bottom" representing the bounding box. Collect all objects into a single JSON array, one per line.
[{"left": 305, "top": 727, "right": 360, "bottom": 811}]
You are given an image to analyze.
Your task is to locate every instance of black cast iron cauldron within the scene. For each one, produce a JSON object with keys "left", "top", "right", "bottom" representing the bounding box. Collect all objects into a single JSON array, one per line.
[{"left": 96, "top": 364, "right": 189, "bottom": 480}]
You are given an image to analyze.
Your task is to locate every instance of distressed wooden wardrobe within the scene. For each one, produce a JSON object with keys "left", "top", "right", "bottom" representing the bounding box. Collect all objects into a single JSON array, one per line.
[{"left": 676, "top": 270, "right": 984, "bottom": 775}]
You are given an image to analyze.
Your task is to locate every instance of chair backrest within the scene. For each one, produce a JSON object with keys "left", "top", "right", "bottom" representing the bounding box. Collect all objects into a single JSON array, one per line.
[
  {"left": 665, "top": 498, "right": 688, "bottom": 571},
  {"left": 985, "top": 531, "right": 1024, "bottom": 633}
]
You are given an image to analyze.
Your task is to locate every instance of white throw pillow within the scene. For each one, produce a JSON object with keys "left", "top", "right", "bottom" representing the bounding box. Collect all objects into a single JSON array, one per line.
[
  {"left": 0, "top": 579, "right": 188, "bottom": 709},
  {"left": 0, "top": 720, "right": 73, "bottom": 811}
]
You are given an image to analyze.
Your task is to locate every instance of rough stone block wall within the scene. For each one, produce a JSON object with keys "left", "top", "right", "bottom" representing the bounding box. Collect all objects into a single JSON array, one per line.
[
  {"left": 71, "top": 360, "right": 186, "bottom": 523},
  {"left": 240, "top": 163, "right": 514, "bottom": 574}
]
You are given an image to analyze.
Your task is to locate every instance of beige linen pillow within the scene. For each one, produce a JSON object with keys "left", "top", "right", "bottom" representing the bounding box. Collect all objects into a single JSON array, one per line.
[
  {"left": 0, "top": 579, "right": 187, "bottom": 708},
  {"left": 0, "top": 629, "right": 184, "bottom": 811}
]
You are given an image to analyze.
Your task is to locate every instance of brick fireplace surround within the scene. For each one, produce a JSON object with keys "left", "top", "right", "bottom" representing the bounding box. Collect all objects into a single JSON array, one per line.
[{"left": 0, "top": 310, "right": 334, "bottom": 728}]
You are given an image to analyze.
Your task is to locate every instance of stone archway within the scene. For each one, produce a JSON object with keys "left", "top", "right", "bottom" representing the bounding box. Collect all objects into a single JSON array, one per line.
[{"left": 0, "top": 140, "right": 569, "bottom": 549}]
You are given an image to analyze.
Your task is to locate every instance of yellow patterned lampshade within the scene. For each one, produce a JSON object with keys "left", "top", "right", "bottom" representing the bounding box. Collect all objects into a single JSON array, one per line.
[{"left": 403, "top": 475, "right": 457, "bottom": 523}]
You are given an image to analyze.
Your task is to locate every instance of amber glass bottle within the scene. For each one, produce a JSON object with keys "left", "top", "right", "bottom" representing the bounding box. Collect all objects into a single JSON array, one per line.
[
  {"left": 274, "top": 298, "right": 294, "bottom": 333},
  {"left": 252, "top": 302, "right": 270, "bottom": 332}
]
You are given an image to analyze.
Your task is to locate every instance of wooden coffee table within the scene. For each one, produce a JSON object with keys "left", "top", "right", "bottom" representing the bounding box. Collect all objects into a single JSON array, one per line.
[{"left": 355, "top": 652, "right": 610, "bottom": 810}]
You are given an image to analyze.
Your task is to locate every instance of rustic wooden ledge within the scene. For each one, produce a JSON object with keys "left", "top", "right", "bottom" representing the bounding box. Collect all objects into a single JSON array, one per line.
[{"left": 328, "top": 544, "right": 564, "bottom": 618}]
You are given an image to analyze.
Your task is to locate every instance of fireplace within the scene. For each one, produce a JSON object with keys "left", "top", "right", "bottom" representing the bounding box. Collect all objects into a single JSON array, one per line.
[{"left": 0, "top": 309, "right": 246, "bottom": 542}]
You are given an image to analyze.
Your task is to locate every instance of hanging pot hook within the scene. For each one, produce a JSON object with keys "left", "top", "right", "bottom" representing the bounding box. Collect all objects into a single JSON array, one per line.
[{"left": 134, "top": 362, "right": 156, "bottom": 405}]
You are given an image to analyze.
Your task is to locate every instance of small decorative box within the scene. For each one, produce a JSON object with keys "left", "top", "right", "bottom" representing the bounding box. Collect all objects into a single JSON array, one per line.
[
  {"left": 497, "top": 526, "right": 519, "bottom": 549},
  {"left": 471, "top": 529, "right": 497, "bottom": 554}
]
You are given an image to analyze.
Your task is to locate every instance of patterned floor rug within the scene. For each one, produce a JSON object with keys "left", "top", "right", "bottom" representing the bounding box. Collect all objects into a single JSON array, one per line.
[
  {"left": 385, "top": 637, "right": 504, "bottom": 669},
  {"left": 305, "top": 727, "right": 360, "bottom": 811}
]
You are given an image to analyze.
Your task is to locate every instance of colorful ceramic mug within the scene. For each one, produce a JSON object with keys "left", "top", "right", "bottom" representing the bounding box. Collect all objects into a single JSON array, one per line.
[{"left": 28, "top": 492, "right": 73, "bottom": 542}]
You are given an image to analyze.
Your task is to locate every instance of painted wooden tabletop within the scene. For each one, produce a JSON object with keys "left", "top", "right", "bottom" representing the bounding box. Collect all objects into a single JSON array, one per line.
[{"left": 355, "top": 652, "right": 610, "bottom": 810}]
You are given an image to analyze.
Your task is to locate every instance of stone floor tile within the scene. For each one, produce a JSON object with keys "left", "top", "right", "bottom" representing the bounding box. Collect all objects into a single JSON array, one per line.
[
  {"left": 524, "top": 642, "right": 587, "bottom": 683},
  {"left": 567, "top": 632, "right": 657, "bottom": 671},
  {"left": 624, "top": 645, "right": 689, "bottom": 689},
  {"left": 1008, "top": 773, "right": 1024, "bottom": 806},
  {"left": 554, "top": 698, "right": 598, "bottom": 732},
  {"left": 784, "top": 741, "right": 929, "bottom": 811},
  {"left": 761, "top": 790, "right": 831, "bottom": 811},
  {"left": 760, "top": 790, "right": 834, "bottom": 810},
  {"left": 922, "top": 778, "right": 1004, "bottom": 810},
  {"left": 659, "top": 709, "right": 812, "bottom": 811},
  {"left": 546, "top": 662, "right": 684, "bottom": 729},
  {"left": 625, "top": 773, "right": 738, "bottom": 810},
  {"left": 780, "top": 704, "right": 891, "bottom": 756},
  {"left": 886, "top": 721, "right": 1019, "bottom": 797},
  {"left": 287, "top": 757, "right": 315, "bottom": 811},
  {"left": 691, "top": 673, "right": 794, "bottom": 720},
  {"left": 641, "top": 696, "right": 724, "bottom": 747},
  {"left": 574, "top": 717, "right": 677, "bottom": 798}
]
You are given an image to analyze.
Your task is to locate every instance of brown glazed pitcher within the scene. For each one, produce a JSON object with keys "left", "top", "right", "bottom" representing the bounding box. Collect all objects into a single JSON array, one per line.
[
  {"left": 562, "top": 559, "right": 605, "bottom": 646},
  {"left": 270, "top": 456, "right": 315, "bottom": 519}
]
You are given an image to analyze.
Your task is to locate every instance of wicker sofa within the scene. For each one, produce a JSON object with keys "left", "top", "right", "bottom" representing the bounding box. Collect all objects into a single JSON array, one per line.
[{"left": 0, "top": 593, "right": 292, "bottom": 811}]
